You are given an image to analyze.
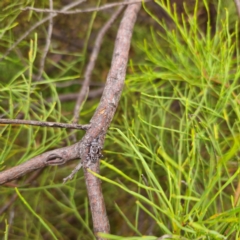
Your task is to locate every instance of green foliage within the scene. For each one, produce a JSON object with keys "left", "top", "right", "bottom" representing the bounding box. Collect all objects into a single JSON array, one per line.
[
  {"left": 102, "top": 0, "right": 240, "bottom": 239},
  {"left": 0, "top": 0, "right": 101, "bottom": 239},
  {"left": 0, "top": 0, "right": 240, "bottom": 239}
]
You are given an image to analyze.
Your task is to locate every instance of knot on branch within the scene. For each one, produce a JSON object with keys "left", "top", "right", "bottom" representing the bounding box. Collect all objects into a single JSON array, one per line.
[{"left": 46, "top": 153, "right": 66, "bottom": 165}]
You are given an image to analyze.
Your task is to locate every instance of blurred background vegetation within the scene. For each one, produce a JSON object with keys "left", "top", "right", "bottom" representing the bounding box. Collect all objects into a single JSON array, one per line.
[{"left": 0, "top": 0, "right": 240, "bottom": 239}]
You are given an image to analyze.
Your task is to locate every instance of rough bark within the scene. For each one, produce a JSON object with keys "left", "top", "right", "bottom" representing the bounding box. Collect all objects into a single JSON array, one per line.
[
  {"left": 0, "top": 1, "right": 141, "bottom": 239},
  {"left": 79, "top": 3, "right": 141, "bottom": 238}
]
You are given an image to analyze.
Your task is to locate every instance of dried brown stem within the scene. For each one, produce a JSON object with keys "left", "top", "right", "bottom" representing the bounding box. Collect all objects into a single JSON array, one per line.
[
  {"left": 0, "top": 143, "right": 79, "bottom": 184},
  {"left": 22, "top": 0, "right": 147, "bottom": 15},
  {"left": 0, "top": 119, "right": 90, "bottom": 130},
  {"left": 0, "top": 1, "right": 141, "bottom": 239},
  {"left": 77, "top": 2, "right": 141, "bottom": 238},
  {"left": 72, "top": 6, "right": 124, "bottom": 124},
  {"left": 36, "top": 0, "right": 54, "bottom": 81}
]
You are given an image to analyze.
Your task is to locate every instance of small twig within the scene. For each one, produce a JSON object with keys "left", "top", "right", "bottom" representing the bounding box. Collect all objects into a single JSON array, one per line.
[
  {"left": 36, "top": 0, "right": 54, "bottom": 81},
  {"left": 0, "top": 119, "right": 90, "bottom": 130},
  {"left": 0, "top": 0, "right": 86, "bottom": 61},
  {"left": 72, "top": 6, "right": 124, "bottom": 124},
  {"left": 63, "top": 162, "right": 82, "bottom": 183},
  {"left": 22, "top": 0, "right": 149, "bottom": 15}
]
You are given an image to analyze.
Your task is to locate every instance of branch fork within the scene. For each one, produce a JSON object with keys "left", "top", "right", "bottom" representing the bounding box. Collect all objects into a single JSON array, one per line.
[{"left": 0, "top": 1, "right": 141, "bottom": 238}]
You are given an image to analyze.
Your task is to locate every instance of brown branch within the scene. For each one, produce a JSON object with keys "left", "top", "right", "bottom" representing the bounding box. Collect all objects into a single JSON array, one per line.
[
  {"left": 72, "top": 6, "right": 124, "bottom": 124},
  {"left": 0, "top": 1, "right": 141, "bottom": 239},
  {"left": 0, "top": 143, "right": 79, "bottom": 184},
  {"left": 22, "top": 0, "right": 148, "bottom": 15},
  {"left": 0, "top": 119, "right": 90, "bottom": 130},
  {"left": 77, "top": 2, "right": 142, "bottom": 239},
  {"left": 36, "top": 0, "right": 54, "bottom": 81}
]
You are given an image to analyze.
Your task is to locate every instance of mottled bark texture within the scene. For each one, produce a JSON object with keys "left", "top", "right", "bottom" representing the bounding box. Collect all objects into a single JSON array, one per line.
[
  {"left": 0, "top": 143, "right": 80, "bottom": 184},
  {"left": 0, "top": 1, "right": 141, "bottom": 239},
  {"left": 79, "top": 3, "right": 141, "bottom": 238}
]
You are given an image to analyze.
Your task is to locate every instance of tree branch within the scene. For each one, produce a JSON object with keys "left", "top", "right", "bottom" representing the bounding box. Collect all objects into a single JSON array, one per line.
[
  {"left": 0, "top": 119, "right": 90, "bottom": 130},
  {"left": 0, "top": 143, "right": 79, "bottom": 184},
  {"left": 77, "top": 2, "right": 142, "bottom": 238},
  {"left": 0, "top": 1, "right": 141, "bottom": 239},
  {"left": 36, "top": 0, "right": 54, "bottom": 81},
  {"left": 22, "top": 0, "right": 147, "bottom": 15},
  {"left": 72, "top": 6, "right": 124, "bottom": 124}
]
